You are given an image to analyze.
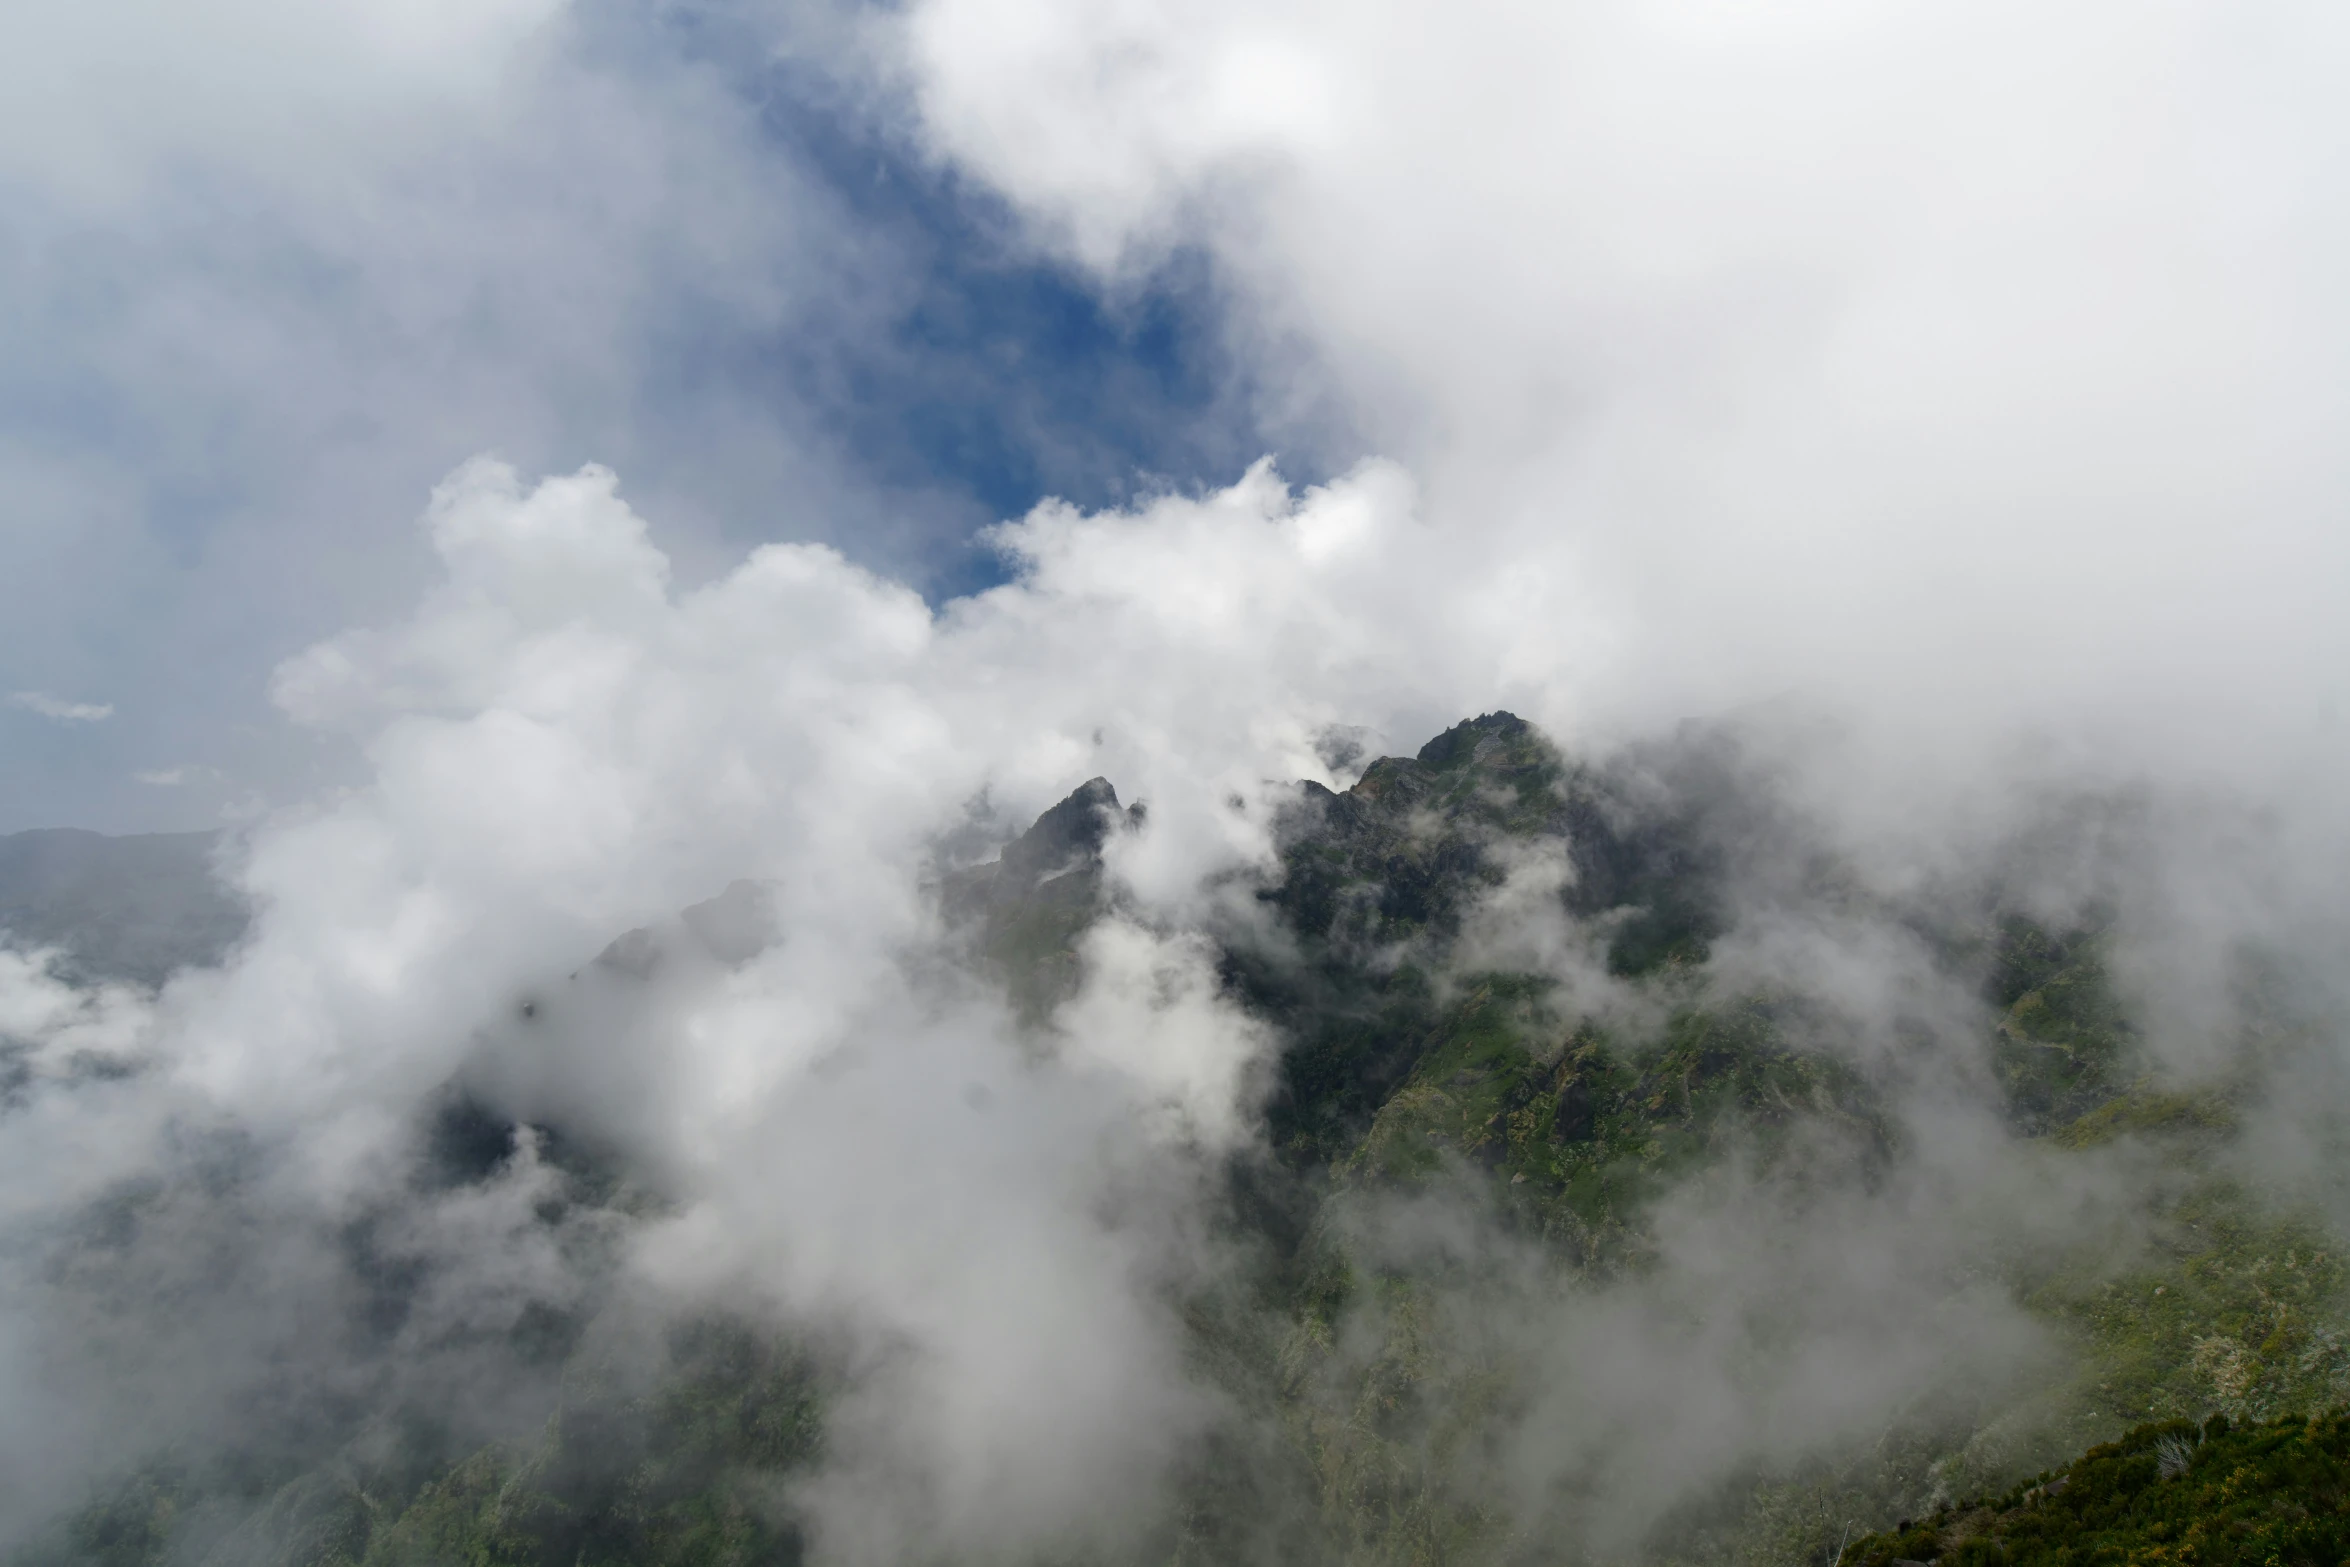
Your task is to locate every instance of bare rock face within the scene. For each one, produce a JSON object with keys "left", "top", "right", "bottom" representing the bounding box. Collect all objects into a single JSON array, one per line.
[
  {"left": 942, "top": 777, "right": 1135, "bottom": 912},
  {"left": 940, "top": 776, "right": 1143, "bottom": 1021}
]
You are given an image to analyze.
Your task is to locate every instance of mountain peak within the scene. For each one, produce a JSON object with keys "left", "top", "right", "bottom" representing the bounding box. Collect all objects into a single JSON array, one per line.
[
  {"left": 998, "top": 776, "right": 1129, "bottom": 886},
  {"left": 1414, "top": 710, "right": 1531, "bottom": 769}
]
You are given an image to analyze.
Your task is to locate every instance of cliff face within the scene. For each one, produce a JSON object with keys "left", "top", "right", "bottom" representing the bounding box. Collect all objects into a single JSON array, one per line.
[{"left": 940, "top": 775, "right": 1141, "bottom": 1022}]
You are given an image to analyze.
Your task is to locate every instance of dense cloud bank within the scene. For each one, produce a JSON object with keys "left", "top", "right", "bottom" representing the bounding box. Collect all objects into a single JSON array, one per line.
[
  {"left": 0, "top": 0, "right": 1264, "bottom": 834},
  {"left": 3, "top": 0, "right": 2349, "bottom": 1562},
  {"left": 0, "top": 456, "right": 1493, "bottom": 1555},
  {"left": 904, "top": 0, "right": 2350, "bottom": 788},
  {"left": 0, "top": 457, "right": 2343, "bottom": 1561}
]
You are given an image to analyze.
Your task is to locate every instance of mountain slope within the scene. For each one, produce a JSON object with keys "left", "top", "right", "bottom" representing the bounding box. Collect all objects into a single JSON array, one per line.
[
  {"left": 9, "top": 713, "right": 2345, "bottom": 1567},
  {"left": 1840, "top": 1411, "right": 2350, "bottom": 1567}
]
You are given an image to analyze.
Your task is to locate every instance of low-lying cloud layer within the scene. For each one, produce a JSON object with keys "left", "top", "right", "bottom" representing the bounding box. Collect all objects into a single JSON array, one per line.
[
  {"left": 0, "top": 452, "right": 2339, "bottom": 1560},
  {"left": 2, "top": 1, "right": 2348, "bottom": 1562},
  {"left": 0, "top": 455, "right": 1533, "bottom": 1556}
]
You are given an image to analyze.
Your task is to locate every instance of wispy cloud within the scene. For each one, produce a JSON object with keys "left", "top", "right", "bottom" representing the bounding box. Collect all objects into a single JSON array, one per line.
[
  {"left": 8, "top": 690, "right": 113, "bottom": 723},
  {"left": 130, "top": 764, "right": 223, "bottom": 788}
]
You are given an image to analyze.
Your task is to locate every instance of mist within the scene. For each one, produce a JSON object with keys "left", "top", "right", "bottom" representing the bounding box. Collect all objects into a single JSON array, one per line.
[{"left": 3, "top": 1, "right": 2348, "bottom": 1564}]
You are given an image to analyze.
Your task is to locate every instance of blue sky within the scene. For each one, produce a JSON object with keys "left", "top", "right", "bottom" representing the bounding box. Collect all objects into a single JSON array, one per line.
[
  {"left": 6, "top": 0, "right": 2344, "bottom": 839},
  {"left": 0, "top": 4, "right": 1320, "bottom": 834},
  {"left": 5, "top": 8, "right": 2350, "bottom": 1557}
]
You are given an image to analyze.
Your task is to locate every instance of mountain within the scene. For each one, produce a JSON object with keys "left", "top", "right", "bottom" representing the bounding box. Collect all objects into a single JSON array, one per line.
[
  {"left": 0, "top": 827, "right": 247, "bottom": 986},
  {"left": 9, "top": 714, "right": 2346, "bottom": 1567},
  {"left": 942, "top": 774, "right": 1143, "bottom": 1021},
  {"left": 1839, "top": 1411, "right": 2350, "bottom": 1567}
]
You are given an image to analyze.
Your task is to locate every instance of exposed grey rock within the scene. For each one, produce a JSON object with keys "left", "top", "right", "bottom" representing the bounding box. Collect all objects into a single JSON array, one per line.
[{"left": 939, "top": 777, "right": 1141, "bottom": 1020}]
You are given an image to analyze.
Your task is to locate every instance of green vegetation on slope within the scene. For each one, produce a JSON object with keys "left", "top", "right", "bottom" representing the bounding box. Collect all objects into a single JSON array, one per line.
[
  {"left": 1841, "top": 1411, "right": 2350, "bottom": 1567},
  {"left": 18, "top": 712, "right": 2349, "bottom": 1567},
  {"left": 13, "top": 1320, "right": 821, "bottom": 1567}
]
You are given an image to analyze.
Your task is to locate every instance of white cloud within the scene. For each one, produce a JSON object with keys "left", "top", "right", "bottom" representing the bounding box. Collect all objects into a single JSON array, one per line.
[
  {"left": 0, "top": 0, "right": 568, "bottom": 204},
  {"left": 0, "top": 947, "right": 152, "bottom": 1084},
  {"left": 8, "top": 691, "right": 113, "bottom": 723},
  {"left": 3, "top": 432, "right": 2344, "bottom": 1557},
  {"left": 6, "top": 455, "right": 1450, "bottom": 1555},
  {"left": 0, "top": 443, "right": 1911, "bottom": 1554},
  {"left": 896, "top": 0, "right": 2350, "bottom": 811},
  {"left": 0, "top": 0, "right": 978, "bottom": 835},
  {"left": 7, "top": 0, "right": 2350, "bottom": 1555},
  {"left": 131, "top": 766, "right": 226, "bottom": 787}
]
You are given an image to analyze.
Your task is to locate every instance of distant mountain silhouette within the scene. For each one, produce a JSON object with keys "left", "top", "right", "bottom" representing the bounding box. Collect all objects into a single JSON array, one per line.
[{"left": 0, "top": 828, "right": 248, "bottom": 985}]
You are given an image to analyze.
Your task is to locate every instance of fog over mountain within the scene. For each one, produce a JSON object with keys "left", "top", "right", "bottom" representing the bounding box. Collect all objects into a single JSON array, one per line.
[{"left": 2, "top": 2, "right": 2348, "bottom": 1565}]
